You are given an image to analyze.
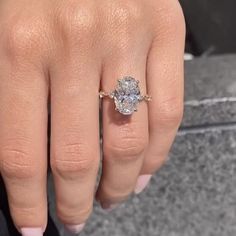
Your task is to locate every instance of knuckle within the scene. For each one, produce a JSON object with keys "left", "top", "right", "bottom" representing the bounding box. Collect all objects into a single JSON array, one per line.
[
  {"left": 99, "top": 1, "right": 145, "bottom": 55},
  {"left": 109, "top": 0, "right": 143, "bottom": 27},
  {"left": 51, "top": 158, "right": 94, "bottom": 178},
  {"left": 56, "top": 3, "right": 97, "bottom": 42},
  {"left": 51, "top": 143, "right": 96, "bottom": 178},
  {"left": 154, "top": 1, "right": 186, "bottom": 39},
  {"left": 0, "top": 147, "right": 36, "bottom": 179},
  {"left": 106, "top": 0, "right": 143, "bottom": 49},
  {"left": 3, "top": 18, "right": 49, "bottom": 58},
  {"left": 104, "top": 132, "right": 148, "bottom": 161}
]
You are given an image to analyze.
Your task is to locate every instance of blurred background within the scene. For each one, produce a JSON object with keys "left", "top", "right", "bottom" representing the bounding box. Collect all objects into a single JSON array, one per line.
[
  {"left": 181, "top": 0, "right": 236, "bottom": 56},
  {"left": 1, "top": 1, "right": 236, "bottom": 236}
]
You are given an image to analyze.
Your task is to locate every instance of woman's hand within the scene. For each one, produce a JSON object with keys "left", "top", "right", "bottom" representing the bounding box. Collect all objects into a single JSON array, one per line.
[{"left": 0, "top": 0, "right": 185, "bottom": 235}]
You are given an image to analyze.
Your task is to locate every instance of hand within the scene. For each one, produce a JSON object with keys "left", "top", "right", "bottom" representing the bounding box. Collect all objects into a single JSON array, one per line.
[{"left": 0, "top": 0, "right": 185, "bottom": 235}]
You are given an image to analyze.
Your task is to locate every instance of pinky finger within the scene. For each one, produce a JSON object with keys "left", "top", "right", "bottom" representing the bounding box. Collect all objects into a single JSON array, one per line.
[{"left": 137, "top": 4, "right": 185, "bottom": 193}]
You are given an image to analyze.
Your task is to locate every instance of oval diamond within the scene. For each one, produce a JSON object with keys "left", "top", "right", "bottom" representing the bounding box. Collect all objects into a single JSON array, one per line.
[{"left": 113, "top": 76, "right": 141, "bottom": 115}]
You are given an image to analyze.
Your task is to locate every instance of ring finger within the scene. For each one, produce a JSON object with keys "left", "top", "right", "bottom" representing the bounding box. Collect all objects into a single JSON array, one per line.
[{"left": 96, "top": 44, "right": 150, "bottom": 209}]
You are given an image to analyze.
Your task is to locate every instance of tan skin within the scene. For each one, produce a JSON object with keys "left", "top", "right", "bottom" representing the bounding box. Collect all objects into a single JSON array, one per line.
[{"left": 0, "top": 0, "right": 185, "bottom": 235}]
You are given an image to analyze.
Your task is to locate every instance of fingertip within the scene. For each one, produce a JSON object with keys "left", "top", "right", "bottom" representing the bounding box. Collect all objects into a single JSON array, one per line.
[
  {"left": 20, "top": 227, "right": 43, "bottom": 236},
  {"left": 101, "top": 202, "right": 119, "bottom": 212},
  {"left": 134, "top": 175, "right": 152, "bottom": 194},
  {"left": 65, "top": 223, "right": 85, "bottom": 234}
]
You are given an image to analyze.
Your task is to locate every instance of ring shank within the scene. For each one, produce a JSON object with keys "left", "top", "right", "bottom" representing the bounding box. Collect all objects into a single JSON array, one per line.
[{"left": 99, "top": 91, "right": 152, "bottom": 102}]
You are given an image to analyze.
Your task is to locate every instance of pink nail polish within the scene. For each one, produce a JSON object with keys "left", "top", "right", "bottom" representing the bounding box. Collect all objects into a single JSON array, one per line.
[
  {"left": 20, "top": 228, "right": 43, "bottom": 236},
  {"left": 102, "top": 203, "right": 119, "bottom": 212},
  {"left": 135, "top": 175, "right": 152, "bottom": 194},
  {"left": 65, "top": 223, "right": 85, "bottom": 234}
]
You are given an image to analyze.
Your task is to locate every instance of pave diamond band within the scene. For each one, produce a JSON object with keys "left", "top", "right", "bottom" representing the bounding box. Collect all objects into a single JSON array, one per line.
[{"left": 99, "top": 76, "right": 151, "bottom": 115}]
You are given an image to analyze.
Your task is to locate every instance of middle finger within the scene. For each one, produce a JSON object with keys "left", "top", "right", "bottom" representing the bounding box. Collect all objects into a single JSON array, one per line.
[{"left": 50, "top": 52, "right": 100, "bottom": 229}]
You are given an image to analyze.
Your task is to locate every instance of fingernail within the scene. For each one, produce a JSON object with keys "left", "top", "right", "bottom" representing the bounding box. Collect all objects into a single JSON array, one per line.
[
  {"left": 135, "top": 175, "right": 152, "bottom": 194},
  {"left": 20, "top": 228, "right": 43, "bottom": 236},
  {"left": 65, "top": 223, "right": 85, "bottom": 234},
  {"left": 102, "top": 202, "right": 119, "bottom": 212}
]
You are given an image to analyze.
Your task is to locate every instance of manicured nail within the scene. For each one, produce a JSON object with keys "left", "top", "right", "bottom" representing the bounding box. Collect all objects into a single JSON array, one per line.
[
  {"left": 65, "top": 223, "right": 85, "bottom": 234},
  {"left": 102, "top": 202, "right": 119, "bottom": 212},
  {"left": 135, "top": 175, "right": 152, "bottom": 194},
  {"left": 20, "top": 228, "right": 43, "bottom": 236}
]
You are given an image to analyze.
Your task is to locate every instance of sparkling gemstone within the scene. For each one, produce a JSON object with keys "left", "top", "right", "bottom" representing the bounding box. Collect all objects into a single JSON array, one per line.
[{"left": 113, "top": 76, "right": 141, "bottom": 115}]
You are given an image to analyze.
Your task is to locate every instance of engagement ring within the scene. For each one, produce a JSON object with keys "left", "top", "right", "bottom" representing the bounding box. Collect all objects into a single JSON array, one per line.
[{"left": 99, "top": 76, "right": 151, "bottom": 115}]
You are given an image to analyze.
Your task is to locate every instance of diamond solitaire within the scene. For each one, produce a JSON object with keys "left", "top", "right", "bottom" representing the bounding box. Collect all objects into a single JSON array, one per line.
[{"left": 99, "top": 76, "right": 151, "bottom": 115}]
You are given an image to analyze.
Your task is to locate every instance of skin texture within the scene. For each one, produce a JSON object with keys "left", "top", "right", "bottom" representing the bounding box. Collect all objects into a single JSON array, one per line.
[{"left": 0, "top": 0, "right": 185, "bottom": 234}]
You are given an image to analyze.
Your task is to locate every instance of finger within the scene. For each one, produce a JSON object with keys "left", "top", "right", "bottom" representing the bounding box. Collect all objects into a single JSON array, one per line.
[
  {"left": 0, "top": 56, "right": 48, "bottom": 232},
  {"left": 96, "top": 48, "right": 149, "bottom": 209},
  {"left": 50, "top": 57, "right": 100, "bottom": 231},
  {"left": 138, "top": 3, "right": 186, "bottom": 193}
]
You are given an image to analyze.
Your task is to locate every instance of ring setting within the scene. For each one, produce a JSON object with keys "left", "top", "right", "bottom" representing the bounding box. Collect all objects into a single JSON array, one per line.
[{"left": 99, "top": 76, "right": 151, "bottom": 115}]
